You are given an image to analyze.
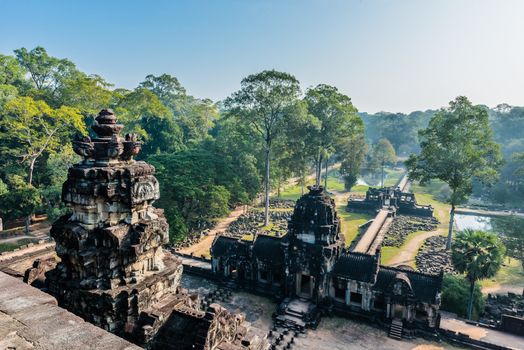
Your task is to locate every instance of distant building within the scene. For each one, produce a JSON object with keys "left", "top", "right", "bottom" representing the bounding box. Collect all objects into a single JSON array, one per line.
[{"left": 347, "top": 186, "right": 434, "bottom": 217}]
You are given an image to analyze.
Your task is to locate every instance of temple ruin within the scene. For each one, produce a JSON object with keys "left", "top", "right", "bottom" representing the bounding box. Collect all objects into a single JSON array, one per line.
[
  {"left": 36, "top": 109, "right": 267, "bottom": 349},
  {"left": 347, "top": 186, "right": 434, "bottom": 217},
  {"left": 211, "top": 186, "right": 443, "bottom": 338}
]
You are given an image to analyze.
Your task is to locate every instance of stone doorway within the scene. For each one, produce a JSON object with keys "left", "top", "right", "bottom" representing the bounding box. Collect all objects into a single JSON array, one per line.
[
  {"left": 297, "top": 273, "right": 313, "bottom": 299},
  {"left": 393, "top": 304, "right": 404, "bottom": 318}
]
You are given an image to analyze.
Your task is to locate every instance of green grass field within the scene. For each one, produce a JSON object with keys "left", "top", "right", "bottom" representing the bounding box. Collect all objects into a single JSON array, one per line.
[
  {"left": 480, "top": 258, "right": 524, "bottom": 291},
  {"left": 338, "top": 207, "right": 373, "bottom": 247},
  {"left": 0, "top": 238, "right": 35, "bottom": 253},
  {"left": 380, "top": 230, "right": 427, "bottom": 267}
]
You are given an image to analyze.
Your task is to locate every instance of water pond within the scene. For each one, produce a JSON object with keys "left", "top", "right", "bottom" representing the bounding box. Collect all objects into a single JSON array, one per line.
[{"left": 454, "top": 214, "right": 493, "bottom": 232}]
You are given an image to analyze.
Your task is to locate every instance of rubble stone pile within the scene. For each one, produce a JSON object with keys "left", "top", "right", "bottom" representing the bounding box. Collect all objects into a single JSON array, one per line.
[
  {"left": 383, "top": 215, "right": 438, "bottom": 247},
  {"left": 481, "top": 292, "right": 524, "bottom": 326},
  {"left": 225, "top": 210, "right": 291, "bottom": 238},
  {"left": 415, "top": 236, "right": 456, "bottom": 274}
]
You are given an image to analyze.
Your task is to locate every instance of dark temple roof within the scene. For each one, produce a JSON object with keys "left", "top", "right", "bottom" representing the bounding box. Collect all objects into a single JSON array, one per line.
[
  {"left": 374, "top": 266, "right": 442, "bottom": 304},
  {"left": 332, "top": 251, "right": 379, "bottom": 283},
  {"left": 210, "top": 236, "right": 241, "bottom": 257},
  {"left": 252, "top": 235, "right": 284, "bottom": 265}
]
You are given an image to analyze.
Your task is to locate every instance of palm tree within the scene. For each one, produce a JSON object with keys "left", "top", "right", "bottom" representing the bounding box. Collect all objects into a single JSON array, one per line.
[{"left": 451, "top": 229, "right": 505, "bottom": 320}]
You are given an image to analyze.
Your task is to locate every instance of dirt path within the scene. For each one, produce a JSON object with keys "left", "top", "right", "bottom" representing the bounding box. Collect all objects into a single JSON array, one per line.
[
  {"left": 387, "top": 229, "right": 443, "bottom": 267},
  {"left": 178, "top": 205, "right": 248, "bottom": 256},
  {"left": 0, "top": 235, "right": 41, "bottom": 244}
]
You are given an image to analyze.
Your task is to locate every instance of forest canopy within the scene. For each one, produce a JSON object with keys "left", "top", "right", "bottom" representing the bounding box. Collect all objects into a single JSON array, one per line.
[{"left": 1, "top": 46, "right": 523, "bottom": 242}]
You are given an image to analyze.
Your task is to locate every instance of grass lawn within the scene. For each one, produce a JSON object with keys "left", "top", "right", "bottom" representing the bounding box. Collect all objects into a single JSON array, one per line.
[
  {"left": 0, "top": 238, "right": 34, "bottom": 253},
  {"left": 410, "top": 181, "right": 451, "bottom": 227},
  {"left": 380, "top": 180, "right": 451, "bottom": 267},
  {"left": 380, "top": 230, "right": 427, "bottom": 267},
  {"left": 480, "top": 258, "right": 524, "bottom": 290},
  {"left": 277, "top": 174, "right": 345, "bottom": 201},
  {"left": 350, "top": 184, "right": 369, "bottom": 195},
  {"left": 338, "top": 205, "right": 373, "bottom": 247},
  {"left": 383, "top": 168, "right": 406, "bottom": 187}
]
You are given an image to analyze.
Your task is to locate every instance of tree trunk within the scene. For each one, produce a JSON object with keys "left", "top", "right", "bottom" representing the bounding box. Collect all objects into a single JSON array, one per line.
[
  {"left": 324, "top": 156, "right": 328, "bottom": 190},
  {"left": 28, "top": 156, "right": 36, "bottom": 186},
  {"left": 381, "top": 159, "right": 385, "bottom": 187},
  {"left": 25, "top": 157, "right": 36, "bottom": 235},
  {"left": 316, "top": 153, "right": 323, "bottom": 186},
  {"left": 467, "top": 280, "right": 475, "bottom": 320},
  {"left": 300, "top": 174, "right": 305, "bottom": 195},
  {"left": 446, "top": 204, "right": 455, "bottom": 250},
  {"left": 24, "top": 215, "right": 31, "bottom": 235},
  {"left": 264, "top": 147, "right": 270, "bottom": 226}
]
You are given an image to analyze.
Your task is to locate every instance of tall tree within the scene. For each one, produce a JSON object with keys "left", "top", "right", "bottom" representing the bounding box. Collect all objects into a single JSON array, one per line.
[
  {"left": 224, "top": 70, "right": 301, "bottom": 225},
  {"left": 339, "top": 134, "right": 368, "bottom": 191},
  {"left": 14, "top": 46, "right": 78, "bottom": 105},
  {"left": 451, "top": 229, "right": 505, "bottom": 320},
  {"left": 406, "top": 96, "right": 503, "bottom": 249},
  {"left": 304, "top": 84, "right": 362, "bottom": 188},
  {"left": 115, "top": 88, "right": 183, "bottom": 155},
  {"left": 139, "top": 73, "right": 186, "bottom": 108},
  {"left": 0, "top": 54, "right": 27, "bottom": 88},
  {"left": 0, "top": 96, "right": 86, "bottom": 186},
  {"left": 371, "top": 138, "right": 396, "bottom": 187}
]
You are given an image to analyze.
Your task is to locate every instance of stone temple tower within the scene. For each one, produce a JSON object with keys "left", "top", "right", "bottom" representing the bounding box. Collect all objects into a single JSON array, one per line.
[
  {"left": 45, "top": 109, "right": 183, "bottom": 342},
  {"left": 285, "top": 185, "right": 344, "bottom": 302}
]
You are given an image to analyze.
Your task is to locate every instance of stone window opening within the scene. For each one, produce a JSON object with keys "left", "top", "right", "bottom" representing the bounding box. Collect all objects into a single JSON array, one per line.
[
  {"left": 373, "top": 297, "right": 385, "bottom": 310},
  {"left": 258, "top": 268, "right": 269, "bottom": 282},
  {"left": 273, "top": 270, "right": 282, "bottom": 285},
  {"left": 333, "top": 278, "right": 346, "bottom": 300},
  {"left": 350, "top": 292, "right": 363, "bottom": 306},
  {"left": 415, "top": 308, "right": 428, "bottom": 321}
]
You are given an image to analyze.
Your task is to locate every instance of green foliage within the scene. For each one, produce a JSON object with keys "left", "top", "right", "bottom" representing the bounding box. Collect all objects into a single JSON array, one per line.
[
  {"left": 40, "top": 145, "right": 80, "bottom": 221},
  {"left": 451, "top": 229, "right": 505, "bottom": 319},
  {"left": 224, "top": 70, "right": 302, "bottom": 224},
  {"left": 149, "top": 144, "right": 257, "bottom": 242},
  {"left": 452, "top": 229, "right": 505, "bottom": 283},
  {"left": 441, "top": 274, "right": 485, "bottom": 320},
  {"left": 339, "top": 135, "right": 367, "bottom": 190},
  {"left": 0, "top": 96, "right": 86, "bottom": 185},
  {"left": 407, "top": 96, "right": 503, "bottom": 207},
  {"left": 0, "top": 175, "right": 41, "bottom": 222},
  {"left": 304, "top": 84, "right": 363, "bottom": 185},
  {"left": 492, "top": 216, "right": 524, "bottom": 269},
  {"left": 360, "top": 110, "right": 435, "bottom": 155}
]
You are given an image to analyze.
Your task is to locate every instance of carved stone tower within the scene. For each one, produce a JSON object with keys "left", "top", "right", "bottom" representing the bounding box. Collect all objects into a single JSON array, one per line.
[
  {"left": 45, "top": 109, "right": 183, "bottom": 341},
  {"left": 285, "top": 186, "right": 344, "bottom": 301}
]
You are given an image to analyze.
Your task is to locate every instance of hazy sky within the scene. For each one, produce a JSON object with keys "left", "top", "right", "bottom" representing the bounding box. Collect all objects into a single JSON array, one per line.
[{"left": 1, "top": 0, "right": 522, "bottom": 113}]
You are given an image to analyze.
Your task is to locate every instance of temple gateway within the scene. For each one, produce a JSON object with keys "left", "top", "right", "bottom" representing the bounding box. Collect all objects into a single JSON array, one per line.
[{"left": 211, "top": 186, "right": 443, "bottom": 337}]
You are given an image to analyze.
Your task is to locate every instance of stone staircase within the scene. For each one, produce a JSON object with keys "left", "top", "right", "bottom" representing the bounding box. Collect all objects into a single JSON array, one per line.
[
  {"left": 274, "top": 298, "right": 320, "bottom": 331},
  {"left": 389, "top": 318, "right": 403, "bottom": 340}
]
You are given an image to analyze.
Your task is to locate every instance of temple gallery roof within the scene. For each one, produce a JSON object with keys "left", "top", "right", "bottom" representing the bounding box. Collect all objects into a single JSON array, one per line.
[
  {"left": 374, "top": 266, "right": 443, "bottom": 304},
  {"left": 332, "top": 251, "right": 379, "bottom": 283},
  {"left": 332, "top": 251, "right": 442, "bottom": 304},
  {"left": 252, "top": 235, "right": 285, "bottom": 265}
]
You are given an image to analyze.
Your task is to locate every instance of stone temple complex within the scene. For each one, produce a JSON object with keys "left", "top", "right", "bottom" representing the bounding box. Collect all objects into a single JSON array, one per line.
[
  {"left": 2, "top": 109, "right": 521, "bottom": 349},
  {"left": 39, "top": 109, "right": 268, "bottom": 349},
  {"left": 211, "top": 186, "right": 443, "bottom": 337},
  {"left": 347, "top": 186, "right": 434, "bottom": 217}
]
